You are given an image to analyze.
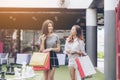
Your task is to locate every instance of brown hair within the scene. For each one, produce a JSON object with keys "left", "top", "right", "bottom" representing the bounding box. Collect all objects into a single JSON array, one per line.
[
  {"left": 41, "top": 19, "right": 54, "bottom": 35},
  {"left": 68, "top": 25, "right": 84, "bottom": 42}
]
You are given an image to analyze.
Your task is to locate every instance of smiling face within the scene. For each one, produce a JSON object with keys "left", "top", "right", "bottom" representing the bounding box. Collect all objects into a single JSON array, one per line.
[
  {"left": 42, "top": 19, "right": 54, "bottom": 35},
  {"left": 70, "top": 26, "right": 77, "bottom": 36},
  {"left": 48, "top": 23, "right": 54, "bottom": 34}
]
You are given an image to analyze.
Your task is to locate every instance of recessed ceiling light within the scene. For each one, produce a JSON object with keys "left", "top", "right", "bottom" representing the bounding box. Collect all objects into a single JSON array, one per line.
[
  {"left": 9, "top": 16, "right": 13, "bottom": 19},
  {"left": 32, "top": 16, "right": 37, "bottom": 21}
]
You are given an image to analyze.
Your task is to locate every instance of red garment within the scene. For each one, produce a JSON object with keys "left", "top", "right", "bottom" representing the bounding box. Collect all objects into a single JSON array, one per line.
[{"left": 0, "top": 42, "right": 3, "bottom": 53}]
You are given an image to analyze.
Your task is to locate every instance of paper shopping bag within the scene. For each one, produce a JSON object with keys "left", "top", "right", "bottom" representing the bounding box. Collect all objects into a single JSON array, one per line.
[
  {"left": 33, "top": 54, "right": 50, "bottom": 70},
  {"left": 75, "top": 55, "right": 96, "bottom": 78},
  {"left": 29, "top": 52, "right": 49, "bottom": 67}
]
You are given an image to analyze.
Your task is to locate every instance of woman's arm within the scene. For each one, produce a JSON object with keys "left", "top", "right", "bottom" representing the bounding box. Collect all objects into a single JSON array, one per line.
[
  {"left": 77, "top": 40, "right": 86, "bottom": 56},
  {"left": 51, "top": 43, "right": 60, "bottom": 52},
  {"left": 40, "top": 34, "right": 46, "bottom": 52},
  {"left": 64, "top": 38, "right": 71, "bottom": 54}
]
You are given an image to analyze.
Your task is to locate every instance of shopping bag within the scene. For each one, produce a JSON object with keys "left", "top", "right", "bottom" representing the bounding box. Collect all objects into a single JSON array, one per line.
[
  {"left": 75, "top": 55, "right": 96, "bottom": 78},
  {"left": 29, "top": 52, "right": 49, "bottom": 67},
  {"left": 33, "top": 54, "right": 50, "bottom": 70}
]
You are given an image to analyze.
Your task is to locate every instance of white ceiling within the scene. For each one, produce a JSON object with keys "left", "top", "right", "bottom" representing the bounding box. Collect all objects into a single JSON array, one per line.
[{"left": 0, "top": 0, "right": 93, "bottom": 9}]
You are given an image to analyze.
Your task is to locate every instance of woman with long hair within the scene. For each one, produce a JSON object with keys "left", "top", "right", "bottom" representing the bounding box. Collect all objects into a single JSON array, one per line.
[
  {"left": 40, "top": 19, "right": 60, "bottom": 80},
  {"left": 64, "top": 25, "right": 86, "bottom": 80}
]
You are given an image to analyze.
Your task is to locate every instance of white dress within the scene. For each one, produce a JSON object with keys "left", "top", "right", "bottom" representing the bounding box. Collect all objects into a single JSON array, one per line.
[{"left": 64, "top": 38, "right": 86, "bottom": 80}]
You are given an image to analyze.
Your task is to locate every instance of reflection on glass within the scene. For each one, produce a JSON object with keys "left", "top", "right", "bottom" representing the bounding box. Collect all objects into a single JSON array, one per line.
[{"left": 0, "top": 29, "right": 71, "bottom": 56}]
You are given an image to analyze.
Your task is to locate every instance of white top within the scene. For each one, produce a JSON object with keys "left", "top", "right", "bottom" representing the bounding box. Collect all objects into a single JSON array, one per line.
[{"left": 64, "top": 38, "right": 86, "bottom": 59}]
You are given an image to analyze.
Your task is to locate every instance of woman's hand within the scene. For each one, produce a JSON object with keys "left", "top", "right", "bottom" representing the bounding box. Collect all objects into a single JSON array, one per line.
[
  {"left": 74, "top": 51, "right": 86, "bottom": 56},
  {"left": 39, "top": 34, "right": 46, "bottom": 52},
  {"left": 43, "top": 48, "right": 53, "bottom": 52},
  {"left": 41, "top": 34, "right": 46, "bottom": 41},
  {"left": 66, "top": 50, "right": 71, "bottom": 54}
]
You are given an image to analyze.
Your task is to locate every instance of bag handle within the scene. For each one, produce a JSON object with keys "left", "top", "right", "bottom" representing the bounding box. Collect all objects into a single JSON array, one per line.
[{"left": 79, "top": 53, "right": 87, "bottom": 57}]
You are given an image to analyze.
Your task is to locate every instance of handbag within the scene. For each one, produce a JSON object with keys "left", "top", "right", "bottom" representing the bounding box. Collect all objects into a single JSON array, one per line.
[
  {"left": 75, "top": 55, "right": 96, "bottom": 78},
  {"left": 29, "top": 52, "right": 50, "bottom": 70}
]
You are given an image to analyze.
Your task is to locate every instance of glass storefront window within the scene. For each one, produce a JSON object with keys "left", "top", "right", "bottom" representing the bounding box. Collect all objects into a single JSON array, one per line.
[{"left": 0, "top": 29, "right": 70, "bottom": 55}]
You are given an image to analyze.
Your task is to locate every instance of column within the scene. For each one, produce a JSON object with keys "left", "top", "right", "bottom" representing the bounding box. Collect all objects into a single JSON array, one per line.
[
  {"left": 86, "top": 9, "right": 97, "bottom": 67},
  {"left": 104, "top": 0, "right": 118, "bottom": 80},
  {"left": 17, "top": 29, "right": 21, "bottom": 53}
]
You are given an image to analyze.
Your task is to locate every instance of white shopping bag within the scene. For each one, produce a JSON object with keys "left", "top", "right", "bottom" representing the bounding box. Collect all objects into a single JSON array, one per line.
[
  {"left": 76, "top": 68, "right": 82, "bottom": 80},
  {"left": 75, "top": 55, "right": 96, "bottom": 78}
]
